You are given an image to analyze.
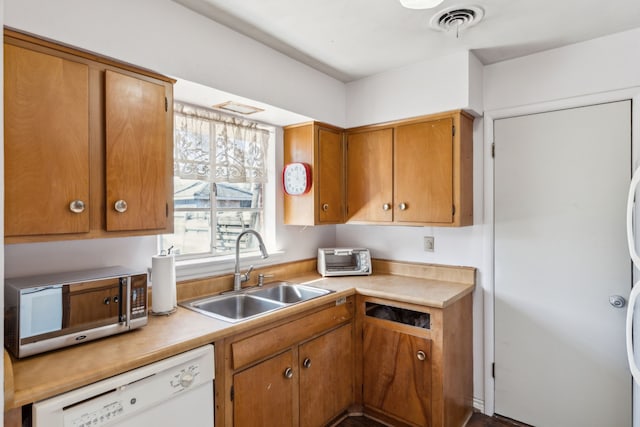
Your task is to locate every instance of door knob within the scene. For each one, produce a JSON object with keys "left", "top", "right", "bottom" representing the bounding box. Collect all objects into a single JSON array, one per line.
[
  {"left": 610, "top": 295, "right": 626, "bottom": 308},
  {"left": 114, "top": 199, "right": 128, "bottom": 213},
  {"left": 302, "top": 358, "right": 312, "bottom": 369},
  {"left": 69, "top": 200, "right": 85, "bottom": 213},
  {"left": 283, "top": 367, "right": 293, "bottom": 379}
]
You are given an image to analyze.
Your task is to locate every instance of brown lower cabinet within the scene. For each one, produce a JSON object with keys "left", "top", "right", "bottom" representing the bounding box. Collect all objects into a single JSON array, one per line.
[
  {"left": 219, "top": 292, "right": 472, "bottom": 427},
  {"left": 218, "top": 298, "right": 355, "bottom": 427},
  {"left": 363, "top": 323, "right": 432, "bottom": 426},
  {"left": 359, "top": 294, "right": 473, "bottom": 427}
]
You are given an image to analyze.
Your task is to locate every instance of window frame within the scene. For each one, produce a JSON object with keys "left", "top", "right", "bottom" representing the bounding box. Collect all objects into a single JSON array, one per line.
[{"left": 160, "top": 104, "right": 277, "bottom": 276}]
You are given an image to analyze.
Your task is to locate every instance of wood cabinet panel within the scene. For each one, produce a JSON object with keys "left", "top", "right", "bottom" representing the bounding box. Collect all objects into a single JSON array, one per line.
[
  {"left": 363, "top": 323, "right": 432, "bottom": 427},
  {"left": 395, "top": 118, "right": 453, "bottom": 223},
  {"left": 233, "top": 350, "right": 295, "bottom": 427},
  {"left": 317, "top": 127, "right": 344, "bottom": 223},
  {"left": 223, "top": 299, "right": 355, "bottom": 427},
  {"left": 232, "top": 298, "right": 353, "bottom": 370},
  {"left": 346, "top": 128, "right": 393, "bottom": 222},
  {"left": 4, "top": 29, "right": 174, "bottom": 243},
  {"left": 105, "top": 70, "right": 168, "bottom": 231},
  {"left": 283, "top": 122, "right": 344, "bottom": 225},
  {"left": 4, "top": 44, "right": 90, "bottom": 236},
  {"left": 299, "top": 323, "right": 353, "bottom": 427},
  {"left": 345, "top": 110, "right": 473, "bottom": 226}
]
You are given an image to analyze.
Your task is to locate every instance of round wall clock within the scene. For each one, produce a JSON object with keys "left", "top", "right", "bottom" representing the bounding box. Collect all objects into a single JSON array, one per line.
[{"left": 282, "top": 162, "right": 312, "bottom": 195}]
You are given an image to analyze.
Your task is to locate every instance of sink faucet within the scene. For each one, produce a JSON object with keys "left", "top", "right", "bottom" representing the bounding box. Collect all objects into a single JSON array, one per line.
[{"left": 234, "top": 229, "right": 269, "bottom": 291}]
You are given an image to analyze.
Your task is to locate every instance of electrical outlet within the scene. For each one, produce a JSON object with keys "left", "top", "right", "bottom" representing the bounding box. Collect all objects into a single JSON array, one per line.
[{"left": 423, "top": 236, "right": 435, "bottom": 252}]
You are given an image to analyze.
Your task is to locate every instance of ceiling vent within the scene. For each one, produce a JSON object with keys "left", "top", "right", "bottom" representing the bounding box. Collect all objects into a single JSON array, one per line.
[
  {"left": 429, "top": 5, "right": 484, "bottom": 37},
  {"left": 213, "top": 101, "right": 264, "bottom": 115}
]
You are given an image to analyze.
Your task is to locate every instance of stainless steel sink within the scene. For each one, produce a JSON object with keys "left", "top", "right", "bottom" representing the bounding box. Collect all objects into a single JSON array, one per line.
[
  {"left": 180, "top": 282, "right": 333, "bottom": 323},
  {"left": 182, "top": 294, "right": 285, "bottom": 323},
  {"left": 249, "top": 283, "right": 331, "bottom": 303}
]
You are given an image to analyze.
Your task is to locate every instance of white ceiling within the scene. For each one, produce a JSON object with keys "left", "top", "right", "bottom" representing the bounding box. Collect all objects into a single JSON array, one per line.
[{"left": 173, "top": 0, "right": 640, "bottom": 83}]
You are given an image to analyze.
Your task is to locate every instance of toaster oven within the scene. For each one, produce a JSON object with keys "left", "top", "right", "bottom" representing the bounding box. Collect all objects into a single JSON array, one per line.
[
  {"left": 5, "top": 266, "right": 148, "bottom": 358},
  {"left": 317, "top": 248, "right": 372, "bottom": 277}
]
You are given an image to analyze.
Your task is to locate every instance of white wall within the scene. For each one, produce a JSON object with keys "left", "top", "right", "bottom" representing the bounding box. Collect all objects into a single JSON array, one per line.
[
  {"left": 484, "top": 27, "right": 640, "bottom": 111},
  {"left": 345, "top": 51, "right": 474, "bottom": 127}
]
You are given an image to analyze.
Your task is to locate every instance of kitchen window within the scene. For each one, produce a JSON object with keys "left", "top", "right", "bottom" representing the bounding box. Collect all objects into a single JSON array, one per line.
[{"left": 161, "top": 102, "right": 273, "bottom": 259}]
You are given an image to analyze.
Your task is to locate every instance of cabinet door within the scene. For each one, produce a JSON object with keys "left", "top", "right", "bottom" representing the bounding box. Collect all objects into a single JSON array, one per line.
[
  {"left": 395, "top": 118, "right": 453, "bottom": 224},
  {"left": 234, "top": 350, "right": 295, "bottom": 427},
  {"left": 346, "top": 129, "right": 393, "bottom": 222},
  {"left": 299, "top": 324, "right": 353, "bottom": 427},
  {"left": 4, "top": 44, "right": 90, "bottom": 236},
  {"left": 105, "top": 70, "right": 168, "bottom": 231},
  {"left": 363, "top": 323, "right": 432, "bottom": 427},
  {"left": 317, "top": 127, "right": 344, "bottom": 223}
]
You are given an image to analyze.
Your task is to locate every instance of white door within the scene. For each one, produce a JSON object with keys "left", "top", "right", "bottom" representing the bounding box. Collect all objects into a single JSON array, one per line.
[{"left": 494, "top": 101, "right": 632, "bottom": 426}]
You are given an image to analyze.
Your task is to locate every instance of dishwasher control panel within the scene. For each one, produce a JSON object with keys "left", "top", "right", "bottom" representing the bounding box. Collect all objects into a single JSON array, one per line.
[{"left": 32, "top": 345, "right": 214, "bottom": 427}]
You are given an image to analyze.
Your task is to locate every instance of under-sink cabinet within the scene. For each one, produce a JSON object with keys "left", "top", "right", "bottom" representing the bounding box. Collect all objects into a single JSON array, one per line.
[
  {"left": 217, "top": 297, "right": 354, "bottom": 427},
  {"left": 4, "top": 29, "right": 174, "bottom": 242},
  {"left": 358, "top": 294, "right": 473, "bottom": 427}
]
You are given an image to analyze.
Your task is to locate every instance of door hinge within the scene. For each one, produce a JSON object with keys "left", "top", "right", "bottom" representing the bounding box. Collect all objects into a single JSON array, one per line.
[
  {"left": 452, "top": 125, "right": 456, "bottom": 136},
  {"left": 166, "top": 203, "right": 169, "bottom": 218},
  {"left": 492, "top": 363, "right": 495, "bottom": 379},
  {"left": 165, "top": 97, "right": 168, "bottom": 112},
  {"left": 491, "top": 143, "right": 495, "bottom": 159},
  {"left": 452, "top": 205, "right": 456, "bottom": 216},
  {"left": 230, "top": 385, "right": 234, "bottom": 401}
]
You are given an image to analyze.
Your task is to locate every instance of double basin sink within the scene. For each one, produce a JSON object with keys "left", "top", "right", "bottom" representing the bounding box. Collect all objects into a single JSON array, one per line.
[{"left": 180, "top": 282, "right": 333, "bottom": 323}]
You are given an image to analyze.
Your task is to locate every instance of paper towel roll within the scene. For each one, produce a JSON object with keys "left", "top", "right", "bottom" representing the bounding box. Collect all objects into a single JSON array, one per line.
[{"left": 151, "top": 253, "right": 176, "bottom": 315}]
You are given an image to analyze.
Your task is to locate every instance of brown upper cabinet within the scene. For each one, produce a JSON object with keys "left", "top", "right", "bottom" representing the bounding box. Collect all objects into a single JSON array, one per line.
[
  {"left": 346, "top": 110, "right": 474, "bottom": 226},
  {"left": 4, "top": 29, "right": 174, "bottom": 243},
  {"left": 283, "top": 122, "right": 345, "bottom": 225}
]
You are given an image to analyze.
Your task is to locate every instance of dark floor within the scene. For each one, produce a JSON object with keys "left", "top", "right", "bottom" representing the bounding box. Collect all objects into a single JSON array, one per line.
[{"left": 336, "top": 413, "right": 529, "bottom": 427}]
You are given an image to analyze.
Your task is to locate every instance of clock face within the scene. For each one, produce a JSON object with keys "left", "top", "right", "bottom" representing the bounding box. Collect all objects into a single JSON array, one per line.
[{"left": 283, "top": 162, "right": 312, "bottom": 195}]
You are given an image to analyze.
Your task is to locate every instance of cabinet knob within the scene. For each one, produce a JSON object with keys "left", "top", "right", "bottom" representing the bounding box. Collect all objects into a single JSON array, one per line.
[
  {"left": 399, "top": 202, "right": 408, "bottom": 211},
  {"left": 103, "top": 297, "right": 111, "bottom": 305},
  {"left": 113, "top": 296, "right": 119, "bottom": 304},
  {"left": 283, "top": 367, "right": 294, "bottom": 379},
  {"left": 69, "top": 200, "right": 85, "bottom": 214},
  {"left": 322, "top": 203, "right": 329, "bottom": 212},
  {"left": 302, "top": 358, "right": 312, "bottom": 369},
  {"left": 417, "top": 350, "right": 426, "bottom": 361},
  {"left": 114, "top": 199, "right": 128, "bottom": 213},
  {"left": 382, "top": 203, "right": 391, "bottom": 211}
]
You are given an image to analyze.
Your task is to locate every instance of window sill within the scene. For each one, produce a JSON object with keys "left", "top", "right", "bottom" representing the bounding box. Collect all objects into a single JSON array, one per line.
[{"left": 175, "top": 250, "right": 285, "bottom": 282}]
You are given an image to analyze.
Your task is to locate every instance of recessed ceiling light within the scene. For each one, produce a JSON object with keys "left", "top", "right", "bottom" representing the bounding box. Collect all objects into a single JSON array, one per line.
[
  {"left": 399, "top": 0, "right": 444, "bottom": 9},
  {"left": 212, "top": 101, "right": 264, "bottom": 115}
]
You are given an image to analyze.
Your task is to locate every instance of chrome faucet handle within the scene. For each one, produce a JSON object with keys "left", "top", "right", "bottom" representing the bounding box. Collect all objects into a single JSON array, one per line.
[
  {"left": 257, "top": 273, "right": 275, "bottom": 287},
  {"left": 242, "top": 265, "right": 255, "bottom": 283}
]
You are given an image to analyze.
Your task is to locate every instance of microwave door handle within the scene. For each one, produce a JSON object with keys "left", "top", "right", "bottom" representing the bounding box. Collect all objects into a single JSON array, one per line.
[{"left": 119, "top": 277, "right": 130, "bottom": 326}]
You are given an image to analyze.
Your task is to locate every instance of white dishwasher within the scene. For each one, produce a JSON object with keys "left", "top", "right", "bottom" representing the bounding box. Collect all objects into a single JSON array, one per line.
[{"left": 33, "top": 344, "right": 214, "bottom": 427}]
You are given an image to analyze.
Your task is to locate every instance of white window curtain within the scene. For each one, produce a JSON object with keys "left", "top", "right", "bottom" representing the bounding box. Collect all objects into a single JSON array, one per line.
[{"left": 174, "top": 102, "right": 269, "bottom": 183}]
